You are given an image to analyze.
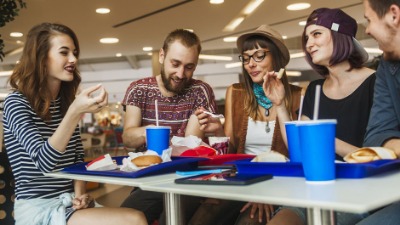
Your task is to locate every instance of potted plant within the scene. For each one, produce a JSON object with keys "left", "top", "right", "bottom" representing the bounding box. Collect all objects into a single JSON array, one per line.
[{"left": 0, "top": 0, "right": 26, "bottom": 61}]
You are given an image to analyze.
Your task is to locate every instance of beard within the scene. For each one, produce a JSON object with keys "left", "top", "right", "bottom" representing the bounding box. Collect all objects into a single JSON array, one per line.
[{"left": 160, "top": 66, "right": 189, "bottom": 95}]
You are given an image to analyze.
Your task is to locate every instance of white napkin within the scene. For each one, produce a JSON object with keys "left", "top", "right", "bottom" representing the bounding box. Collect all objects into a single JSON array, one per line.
[
  {"left": 120, "top": 149, "right": 172, "bottom": 172},
  {"left": 170, "top": 135, "right": 210, "bottom": 156},
  {"left": 171, "top": 135, "right": 203, "bottom": 148},
  {"left": 86, "top": 154, "right": 118, "bottom": 171}
]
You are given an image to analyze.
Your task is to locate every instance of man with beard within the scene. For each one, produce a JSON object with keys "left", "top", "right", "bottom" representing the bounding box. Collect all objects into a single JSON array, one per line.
[
  {"left": 363, "top": 0, "right": 400, "bottom": 157},
  {"left": 119, "top": 29, "right": 217, "bottom": 225},
  {"left": 356, "top": 1, "right": 400, "bottom": 224}
]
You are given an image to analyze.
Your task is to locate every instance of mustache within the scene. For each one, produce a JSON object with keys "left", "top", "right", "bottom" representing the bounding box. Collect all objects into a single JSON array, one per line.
[{"left": 170, "top": 76, "right": 186, "bottom": 82}]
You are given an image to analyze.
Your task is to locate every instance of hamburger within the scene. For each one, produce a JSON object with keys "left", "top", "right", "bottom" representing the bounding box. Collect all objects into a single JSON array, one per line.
[{"left": 131, "top": 155, "right": 162, "bottom": 167}]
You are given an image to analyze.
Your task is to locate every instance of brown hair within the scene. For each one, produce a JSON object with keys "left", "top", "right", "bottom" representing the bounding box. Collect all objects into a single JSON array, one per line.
[
  {"left": 162, "top": 29, "right": 202, "bottom": 55},
  {"left": 301, "top": 10, "right": 365, "bottom": 76},
  {"left": 240, "top": 36, "right": 293, "bottom": 120},
  {"left": 8, "top": 23, "right": 81, "bottom": 121},
  {"left": 366, "top": 0, "right": 400, "bottom": 18}
]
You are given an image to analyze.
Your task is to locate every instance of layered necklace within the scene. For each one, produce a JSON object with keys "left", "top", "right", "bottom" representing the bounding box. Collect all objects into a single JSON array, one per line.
[{"left": 253, "top": 83, "right": 273, "bottom": 133}]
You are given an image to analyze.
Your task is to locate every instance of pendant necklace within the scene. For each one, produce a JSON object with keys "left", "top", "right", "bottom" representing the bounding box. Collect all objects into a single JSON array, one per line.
[
  {"left": 265, "top": 109, "right": 271, "bottom": 133},
  {"left": 253, "top": 83, "right": 273, "bottom": 133}
]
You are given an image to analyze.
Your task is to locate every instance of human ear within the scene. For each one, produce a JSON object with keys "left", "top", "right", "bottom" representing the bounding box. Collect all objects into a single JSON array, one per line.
[
  {"left": 158, "top": 48, "right": 165, "bottom": 64},
  {"left": 389, "top": 4, "right": 400, "bottom": 26}
]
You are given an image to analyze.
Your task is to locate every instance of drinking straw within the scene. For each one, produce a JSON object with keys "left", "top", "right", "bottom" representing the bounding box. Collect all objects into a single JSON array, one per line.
[
  {"left": 155, "top": 99, "right": 159, "bottom": 126},
  {"left": 313, "top": 85, "right": 321, "bottom": 120},
  {"left": 298, "top": 95, "right": 304, "bottom": 121}
]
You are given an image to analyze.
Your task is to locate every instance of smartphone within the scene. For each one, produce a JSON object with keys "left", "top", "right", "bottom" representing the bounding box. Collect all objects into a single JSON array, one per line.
[{"left": 175, "top": 171, "right": 273, "bottom": 185}]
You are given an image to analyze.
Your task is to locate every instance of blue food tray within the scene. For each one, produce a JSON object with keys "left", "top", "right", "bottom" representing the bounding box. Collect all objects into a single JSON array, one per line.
[
  {"left": 231, "top": 159, "right": 400, "bottom": 179},
  {"left": 62, "top": 156, "right": 208, "bottom": 178}
]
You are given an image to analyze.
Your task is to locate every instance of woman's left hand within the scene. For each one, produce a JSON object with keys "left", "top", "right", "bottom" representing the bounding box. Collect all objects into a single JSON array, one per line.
[
  {"left": 72, "top": 84, "right": 109, "bottom": 115},
  {"left": 72, "top": 193, "right": 95, "bottom": 210},
  {"left": 241, "top": 202, "right": 275, "bottom": 224},
  {"left": 262, "top": 71, "right": 286, "bottom": 106}
]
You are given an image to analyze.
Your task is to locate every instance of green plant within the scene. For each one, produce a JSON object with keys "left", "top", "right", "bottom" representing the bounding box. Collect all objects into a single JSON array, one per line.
[{"left": 0, "top": 0, "right": 26, "bottom": 61}]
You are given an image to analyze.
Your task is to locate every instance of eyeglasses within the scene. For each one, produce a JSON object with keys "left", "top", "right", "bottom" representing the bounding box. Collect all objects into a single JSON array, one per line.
[{"left": 239, "top": 50, "right": 270, "bottom": 65}]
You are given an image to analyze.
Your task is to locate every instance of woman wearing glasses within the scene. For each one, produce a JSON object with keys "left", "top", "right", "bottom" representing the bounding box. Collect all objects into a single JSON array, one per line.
[{"left": 191, "top": 25, "right": 302, "bottom": 225}]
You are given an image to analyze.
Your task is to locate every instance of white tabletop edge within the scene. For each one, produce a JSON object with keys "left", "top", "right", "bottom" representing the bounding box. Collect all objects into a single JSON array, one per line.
[{"left": 44, "top": 172, "right": 177, "bottom": 187}]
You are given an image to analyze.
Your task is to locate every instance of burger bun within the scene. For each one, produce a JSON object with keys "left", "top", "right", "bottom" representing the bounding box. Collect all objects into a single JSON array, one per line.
[{"left": 131, "top": 155, "right": 162, "bottom": 167}]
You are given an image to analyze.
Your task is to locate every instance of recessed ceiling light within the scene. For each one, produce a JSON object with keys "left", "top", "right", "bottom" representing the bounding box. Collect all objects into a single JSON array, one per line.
[
  {"left": 223, "top": 37, "right": 237, "bottom": 42},
  {"left": 225, "top": 62, "right": 242, "bottom": 68},
  {"left": 286, "top": 71, "right": 302, "bottom": 76},
  {"left": 0, "top": 70, "right": 13, "bottom": 77},
  {"left": 298, "top": 21, "right": 307, "bottom": 26},
  {"left": 199, "top": 54, "right": 232, "bottom": 61},
  {"left": 223, "top": 17, "right": 245, "bottom": 32},
  {"left": 243, "top": 0, "right": 264, "bottom": 15},
  {"left": 143, "top": 47, "right": 153, "bottom": 51},
  {"left": 290, "top": 52, "right": 305, "bottom": 58},
  {"left": 287, "top": 3, "right": 310, "bottom": 11},
  {"left": 96, "top": 8, "right": 110, "bottom": 14},
  {"left": 210, "top": 0, "right": 224, "bottom": 4},
  {"left": 364, "top": 48, "right": 383, "bottom": 54},
  {"left": 282, "top": 35, "right": 288, "bottom": 39},
  {"left": 116, "top": 53, "right": 122, "bottom": 57},
  {"left": 10, "top": 32, "right": 23, "bottom": 37},
  {"left": 100, "top": 38, "right": 119, "bottom": 44}
]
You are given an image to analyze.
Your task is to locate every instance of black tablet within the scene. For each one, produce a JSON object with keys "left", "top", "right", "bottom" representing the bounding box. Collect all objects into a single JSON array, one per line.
[{"left": 175, "top": 171, "right": 273, "bottom": 185}]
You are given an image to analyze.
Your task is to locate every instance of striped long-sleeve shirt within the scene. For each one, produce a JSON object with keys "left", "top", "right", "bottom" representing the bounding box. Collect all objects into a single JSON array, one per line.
[{"left": 3, "top": 91, "right": 84, "bottom": 200}]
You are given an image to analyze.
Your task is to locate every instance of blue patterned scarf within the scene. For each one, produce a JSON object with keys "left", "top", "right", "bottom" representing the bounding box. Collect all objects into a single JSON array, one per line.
[{"left": 253, "top": 83, "right": 272, "bottom": 115}]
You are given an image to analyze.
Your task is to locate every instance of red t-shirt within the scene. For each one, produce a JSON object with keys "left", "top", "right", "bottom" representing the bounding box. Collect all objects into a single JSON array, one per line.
[{"left": 123, "top": 77, "right": 217, "bottom": 138}]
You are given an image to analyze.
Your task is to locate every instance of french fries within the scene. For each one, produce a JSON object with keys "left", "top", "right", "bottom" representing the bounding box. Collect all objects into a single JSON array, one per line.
[{"left": 277, "top": 68, "right": 285, "bottom": 79}]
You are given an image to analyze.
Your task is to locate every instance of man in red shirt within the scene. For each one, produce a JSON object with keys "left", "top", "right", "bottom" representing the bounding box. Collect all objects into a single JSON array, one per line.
[{"left": 120, "top": 29, "right": 218, "bottom": 225}]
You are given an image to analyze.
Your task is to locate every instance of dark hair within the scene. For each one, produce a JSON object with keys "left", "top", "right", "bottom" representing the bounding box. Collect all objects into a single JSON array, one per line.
[
  {"left": 301, "top": 10, "right": 365, "bottom": 76},
  {"left": 367, "top": 0, "right": 400, "bottom": 18},
  {"left": 241, "top": 36, "right": 294, "bottom": 119},
  {"left": 8, "top": 23, "right": 81, "bottom": 121},
  {"left": 162, "top": 29, "right": 201, "bottom": 55}
]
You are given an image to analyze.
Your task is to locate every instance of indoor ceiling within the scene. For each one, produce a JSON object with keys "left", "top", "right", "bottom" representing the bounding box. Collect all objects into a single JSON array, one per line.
[{"left": 0, "top": 0, "right": 377, "bottom": 71}]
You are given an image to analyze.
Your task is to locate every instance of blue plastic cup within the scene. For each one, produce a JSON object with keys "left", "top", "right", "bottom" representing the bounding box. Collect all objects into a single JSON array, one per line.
[
  {"left": 297, "top": 119, "right": 337, "bottom": 183},
  {"left": 146, "top": 126, "right": 171, "bottom": 155},
  {"left": 285, "top": 121, "right": 302, "bottom": 163}
]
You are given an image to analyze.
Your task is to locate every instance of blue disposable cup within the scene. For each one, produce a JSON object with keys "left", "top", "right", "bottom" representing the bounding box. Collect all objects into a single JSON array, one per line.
[
  {"left": 285, "top": 121, "right": 302, "bottom": 163},
  {"left": 297, "top": 119, "right": 337, "bottom": 183},
  {"left": 146, "top": 126, "right": 171, "bottom": 155}
]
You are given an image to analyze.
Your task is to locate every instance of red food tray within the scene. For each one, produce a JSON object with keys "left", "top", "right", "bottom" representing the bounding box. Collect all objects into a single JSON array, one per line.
[{"left": 176, "top": 154, "right": 255, "bottom": 166}]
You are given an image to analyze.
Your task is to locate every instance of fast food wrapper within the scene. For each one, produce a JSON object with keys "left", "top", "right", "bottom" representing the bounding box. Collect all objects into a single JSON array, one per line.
[
  {"left": 251, "top": 151, "right": 289, "bottom": 162},
  {"left": 208, "top": 136, "right": 229, "bottom": 155},
  {"left": 171, "top": 135, "right": 210, "bottom": 156},
  {"left": 120, "top": 149, "right": 172, "bottom": 172},
  {"left": 86, "top": 154, "right": 118, "bottom": 171},
  {"left": 344, "top": 147, "right": 397, "bottom": 163}
]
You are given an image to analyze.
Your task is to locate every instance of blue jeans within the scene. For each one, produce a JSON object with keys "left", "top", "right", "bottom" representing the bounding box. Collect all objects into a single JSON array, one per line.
[{"left": 356, "top": 201, "right": 400, "bottom": 225}]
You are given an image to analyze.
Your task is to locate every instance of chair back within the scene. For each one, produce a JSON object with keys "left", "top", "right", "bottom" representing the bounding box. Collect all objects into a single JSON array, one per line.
[{"left": 0, "top": 151, "right": 15, "bottom": 225}]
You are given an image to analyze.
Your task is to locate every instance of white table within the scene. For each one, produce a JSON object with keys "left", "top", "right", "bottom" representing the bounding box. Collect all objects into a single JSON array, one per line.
[
  {"left": 140, "top": 171, "right": 400, "bottom": 225},
  {"left": 46, "top": 171, "right": 400, "bottom": 225}
]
